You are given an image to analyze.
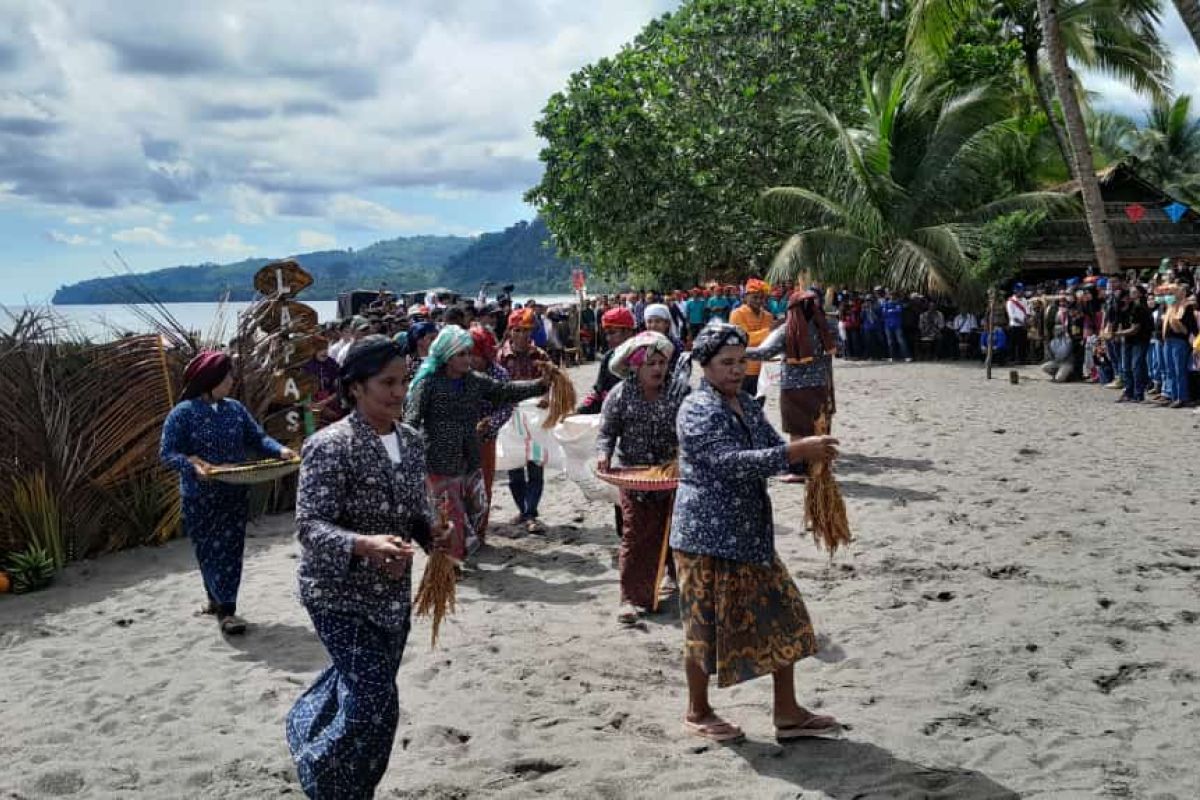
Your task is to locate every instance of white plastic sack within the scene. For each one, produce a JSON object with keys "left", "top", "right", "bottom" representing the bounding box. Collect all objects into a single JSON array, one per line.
[
  {"left": 756, "top": 360, "right": 782, "bottom": 400},
  {"left": 494, "top": 399, "right": 565, "bottom": 473},
  {"left": 552, "top": 414, "right": 620, "bottom": 505}
]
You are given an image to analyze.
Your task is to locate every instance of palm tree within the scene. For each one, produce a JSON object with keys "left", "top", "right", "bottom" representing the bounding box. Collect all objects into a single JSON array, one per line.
[
  {"left": 908, "top": 0, "right": 1172, "bottom": 177},
  {"left": 1037, "top": 0, "right": 1120, "bottom": 272},
  {"left": 761, "top": 69, "right": 1067, "bottom": 298},
  {"left": 1176, "top": 0, "right": 1200, "bottom": 52},
  {"left": 1131, "top": 94, "right": 1200, "bottom": 204}
]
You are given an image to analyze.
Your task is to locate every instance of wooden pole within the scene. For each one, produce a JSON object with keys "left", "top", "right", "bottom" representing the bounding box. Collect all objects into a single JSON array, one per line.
[{"left": 651, "top": 503, "right": 674, "bottom": 613}]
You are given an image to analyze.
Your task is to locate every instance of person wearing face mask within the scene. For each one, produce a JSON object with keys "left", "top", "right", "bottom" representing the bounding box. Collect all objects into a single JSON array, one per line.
[
  {"left": 669, "top": 322, "right": 841, "bottom": 744},
  {"left": 596, "top": 331, "right": 688, "bottom": 625},
  {"left": 159, "top": 351, "right": 296, "bottom": 636},
  {"left": 1158, "top": 284, "right": 1197, "bottom": 408},
  {"left": 404, "top": 326, "right": 551, "bottom": 558},
  {"left": 286, "top": 336, "right": 449, "bottom": 800}
]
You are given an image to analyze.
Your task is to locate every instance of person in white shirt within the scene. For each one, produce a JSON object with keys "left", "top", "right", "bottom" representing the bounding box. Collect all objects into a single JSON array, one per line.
[
  {"left": 1005, "top": 284, "right": 1031, "bottom": 364},
  {"left": 952, "top": 311, "right": 978, "bottom": 359}
]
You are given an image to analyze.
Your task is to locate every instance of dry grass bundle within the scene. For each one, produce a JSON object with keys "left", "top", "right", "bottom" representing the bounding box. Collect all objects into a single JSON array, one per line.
[
  {"left": 414, "top": 501, "right": 459, "bottom": 648},
  {"left": 542, "top": 365, "right": 576, "bottom": 428},
  {"left": 804, "top": 411, "right": 852, "bottom": 557}
]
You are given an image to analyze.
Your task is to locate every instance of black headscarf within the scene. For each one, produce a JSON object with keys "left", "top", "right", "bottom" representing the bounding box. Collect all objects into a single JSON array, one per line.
[
  {"left": 338, "top": 335, "right": 410, "bottom": 407},
  {"left": 690, "top": 321, "right": 749, "bottom": 365}
]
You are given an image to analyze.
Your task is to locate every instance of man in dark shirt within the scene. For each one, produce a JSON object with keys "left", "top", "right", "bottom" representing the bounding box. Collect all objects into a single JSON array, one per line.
[{"left": 1116, "top": 286, "right": 1152, "bottom": 402}]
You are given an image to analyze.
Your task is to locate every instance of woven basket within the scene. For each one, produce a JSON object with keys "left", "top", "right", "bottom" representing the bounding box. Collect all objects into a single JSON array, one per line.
[
  {"left": 206, "top": 458, "right": 301, "bottom": 485},
  {"left": 596, "top": 464, "right": 678, "bottom": 492}
]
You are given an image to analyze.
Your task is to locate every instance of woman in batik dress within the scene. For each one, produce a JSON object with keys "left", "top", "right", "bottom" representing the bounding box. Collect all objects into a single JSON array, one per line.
[
  {"left": 404, "top": 325, "right": 549, "bottom": 559},
  {"left": 286, "top": 336, "right": 446, "bottom": 799},
  {"left": 160, "top": 350, "right": 295, "bottom": 635},
  {"left": 596, "top": 331, "right": 687, "bottom": 624},
  {"left": 669, "top": 322, "right": 842, "bottom": 744}
]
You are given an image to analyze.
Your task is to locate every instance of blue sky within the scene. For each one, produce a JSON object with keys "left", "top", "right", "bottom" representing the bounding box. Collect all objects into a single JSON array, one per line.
[{"left": 0, "top": 1, "right": 1195, "bottom": 304}]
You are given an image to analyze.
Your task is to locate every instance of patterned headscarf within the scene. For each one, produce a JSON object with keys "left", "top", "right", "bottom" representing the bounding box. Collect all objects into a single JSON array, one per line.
[
  {"left": 609, "top": 331, "right": 675, "bottom": 379},
  {"left": 507, "top": 307, "right": 536, "bottom": 330},
  {"left": 690, "top": 321, "right": 748, "bottom": 365},
  {"left": 411, "top": 325, "right": 474, "bottom": 389}
]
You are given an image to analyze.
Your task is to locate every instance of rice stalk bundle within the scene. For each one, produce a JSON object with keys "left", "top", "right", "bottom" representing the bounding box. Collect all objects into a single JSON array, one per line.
[
  {"left": 804, "top": 411, "right": 851, "bottom": 557},
  {"left": 542, "top": 366, "right": 576, "bottom": 428},
  {"left": 414, "top": 500, "right": 458, "bottom": 648},
  {"left": 415, "top": 551, "right": 458, "bottom": 648}
]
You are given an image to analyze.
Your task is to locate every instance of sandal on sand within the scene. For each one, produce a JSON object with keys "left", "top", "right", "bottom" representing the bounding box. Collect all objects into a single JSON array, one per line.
[
  {"left": 526, "top": 518, "right": 546, "bottom": 534},
  {"left": 218, "top": 615, "right": 248, "bottom": 636},
  {"left": 775, "top": 713, "right": 842, "bottom": 741},
  {"left": 683, "top": 716, "right": 745, "bottom": 743},
  {"left": 617, "top": 604, "right": 641, "bottom": 625}
]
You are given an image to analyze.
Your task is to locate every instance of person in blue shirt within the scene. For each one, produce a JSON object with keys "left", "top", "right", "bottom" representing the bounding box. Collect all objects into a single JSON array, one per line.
[
  {"left": 686, "top": 289, "right": 709, "bottom": 340},
  {"left": 160, "top": 351, "right": 296, "bottom": 635},
  {"left": 707, "top": 290, "right": 732, "bottom": 323},
  {"left": 979, "top": 325, "right": 1008, "bottom": 365},
  {"left": 880, "top": 292, "right": 911, "bottom": 362}
]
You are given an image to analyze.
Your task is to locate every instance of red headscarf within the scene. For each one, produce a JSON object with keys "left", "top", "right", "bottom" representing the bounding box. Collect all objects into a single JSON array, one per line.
[
  {"left": 470, "top": 325, "right": 497, "bottom": 363},
  {"left": 601, "top": 307, "right": 636, "bottom": 330},
  {"left": 507, "top": 307, "right": 536, "bottom": 330},
  {"left": 181, "top": 351, "right": 231, "bottom": 400},
  {"left": 785, "top": 291, "right": 834, "bottom": 363}
]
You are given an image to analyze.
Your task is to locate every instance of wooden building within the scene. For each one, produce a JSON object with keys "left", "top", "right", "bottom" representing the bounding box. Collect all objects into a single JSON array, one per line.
[{"left": 1020, "top": 163, "right": 1200, "bottom": 278}]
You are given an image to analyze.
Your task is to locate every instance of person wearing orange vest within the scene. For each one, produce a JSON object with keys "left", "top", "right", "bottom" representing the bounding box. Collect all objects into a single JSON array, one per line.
[{"left": 729, "top": 278, "right": 776, "bottom": 400}]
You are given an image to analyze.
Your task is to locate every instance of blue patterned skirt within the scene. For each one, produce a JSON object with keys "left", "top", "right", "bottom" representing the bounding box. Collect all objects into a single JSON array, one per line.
[
  {"left": 183, "top": 485, "right": 248, "bottom": 615},
  {"left": 286, "top": 607, "right": 409, "bottom": 799}
]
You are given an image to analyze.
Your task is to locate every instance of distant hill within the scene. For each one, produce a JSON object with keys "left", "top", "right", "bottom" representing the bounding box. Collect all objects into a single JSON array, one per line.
[{"left": 52, "top": 220, "right": 578, "bottom": 304}]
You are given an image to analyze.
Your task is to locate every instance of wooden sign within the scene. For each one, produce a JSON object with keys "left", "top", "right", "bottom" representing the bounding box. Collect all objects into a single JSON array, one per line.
[{"left": 254, "top": 259, "right": 314, "bottom": 297}]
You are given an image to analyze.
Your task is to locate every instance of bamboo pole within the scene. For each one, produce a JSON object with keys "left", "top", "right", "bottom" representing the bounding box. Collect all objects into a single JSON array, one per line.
[{"left": 651, "top": 503, "right": 674, "bottom": 613}]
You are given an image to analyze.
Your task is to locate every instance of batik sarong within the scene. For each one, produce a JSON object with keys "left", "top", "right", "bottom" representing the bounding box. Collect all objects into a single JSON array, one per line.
[
  {"left": 182, "top": 484, "right": 248, "bottom": 615},
  {"left": 618, "top": 489, "right": 675, "bottom": 609},
  {"left": 286, "top": 607, "right": 408, "bottom": 799},
  {"left": 674, "top": 551, "right": 818, "bottom": 687},
  {"left": 426, "top": 470, "right": 488, "bottom": 559}
]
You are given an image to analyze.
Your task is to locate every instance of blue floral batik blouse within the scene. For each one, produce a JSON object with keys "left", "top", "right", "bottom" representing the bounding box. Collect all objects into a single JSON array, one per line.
[
  {"left": 295, "top": 411, "right": 433, "bottom": 631},
  {"left": 160, "top": 397, "right": 285, "bottom": 498},
  {"left": 669, "top": 379, "right": 789, "bottom": 564}
]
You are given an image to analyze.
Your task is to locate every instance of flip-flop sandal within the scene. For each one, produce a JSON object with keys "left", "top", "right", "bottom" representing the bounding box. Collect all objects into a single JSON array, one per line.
[
  {"left": 218, "top": 615, "right": 248, "bottom": 636},
  {"left": 683, "top": 717, "right": 745, "bottom": 743},
  {"left": 775, "top": 714, "right": 842, "bottom": 741},
  {"left": 617, "top": 605, "right": 641, "bottom": 625}
]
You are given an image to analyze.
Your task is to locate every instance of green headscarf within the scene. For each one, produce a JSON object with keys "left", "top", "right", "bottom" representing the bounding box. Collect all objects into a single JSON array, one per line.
[{"left": 410, "top": 324, "right": 474, "bottom": 389}]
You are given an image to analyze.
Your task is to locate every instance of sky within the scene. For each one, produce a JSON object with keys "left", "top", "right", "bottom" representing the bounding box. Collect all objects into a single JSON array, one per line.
[{"left": 0, "top": 1, "right": 1195, "bottom": 304}]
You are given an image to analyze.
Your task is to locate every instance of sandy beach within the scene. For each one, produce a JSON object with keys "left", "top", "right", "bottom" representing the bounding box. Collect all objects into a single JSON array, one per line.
[{"left": 3, "top": 359, "right": 1199, "bottom": 799}]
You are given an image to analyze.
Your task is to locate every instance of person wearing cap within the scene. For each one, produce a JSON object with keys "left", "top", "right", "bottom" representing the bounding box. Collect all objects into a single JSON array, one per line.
[
  {"left": 729, "top": 279, "right": 775, "bottom": 398},
  {"left": 287, "top": 335, "right": 448, "bottom": 799},
  {"left": 498, "top": 307, "right": 554, "bottom": 533},
  {"left": 406, "top": 326, "right": 550, "bottom": 556},
  {"left": 643, "top": 302, "right": 685, "bottom": 375},
  {"left": 578, "top": 306, "right": 636, "bottom": 414},
  {"left": 160, "top": 351, "right": 296, "bottom": 635}
]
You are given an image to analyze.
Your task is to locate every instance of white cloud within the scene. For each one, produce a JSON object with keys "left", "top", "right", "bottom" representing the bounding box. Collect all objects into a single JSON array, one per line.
[
  {"left": 46, "top": 228, "right": 97, "bottom": 246},
  {"left": 297, "top": 229, "right": 336, "bottom": 249},
  {"left": 200, "top": 232, "right": 255, "bottom": 255},
  {"left": 111, "top": 226, "right": 173, "bottom": 246},
  {"left": 192, "top": 212, "right": 211, "bottom": 223},
  {"left": 325, "top": 194, "right": 435, "bottom": 231}
]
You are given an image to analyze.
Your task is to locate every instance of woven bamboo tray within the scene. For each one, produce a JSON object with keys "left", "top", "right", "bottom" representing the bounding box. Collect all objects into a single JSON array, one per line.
[
  {"left": 596, "top": 464, "right": 678, "bottom": 492},
  {"left": 206, "top": 458, "right": 301, "bottom": 485}
]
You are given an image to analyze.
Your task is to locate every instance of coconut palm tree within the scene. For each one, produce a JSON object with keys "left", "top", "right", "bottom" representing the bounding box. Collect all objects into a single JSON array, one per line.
[
  {"left": 1036, "top": 0, "right": 1120, "bottom": 272},
  {"left": 908, "top": 0, "right": 1172, "bottom": 177},
  {"left": 1176, "top": 0, "right": 1200, "bottom": 52},
  {"left": 761, "top": 68, "right": 1068, "bottom": 298},
  {"left": 1130, "top": 94, "right": 1200, "bottom": 204}
]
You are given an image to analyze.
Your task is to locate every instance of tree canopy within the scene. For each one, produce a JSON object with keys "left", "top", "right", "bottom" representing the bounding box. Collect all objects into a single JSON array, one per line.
[{"left": 526, "top": 0, "right": 907, "bottom": 287}]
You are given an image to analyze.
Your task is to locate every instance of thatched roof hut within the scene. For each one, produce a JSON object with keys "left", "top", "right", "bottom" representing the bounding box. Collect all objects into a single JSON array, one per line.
[{"left": 1021, "top": 163, "right": 1200, "bottom": 277}]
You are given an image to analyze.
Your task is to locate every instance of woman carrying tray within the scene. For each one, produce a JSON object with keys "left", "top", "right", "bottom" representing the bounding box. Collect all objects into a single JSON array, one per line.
[
  {"left": 596, "top": 331, "right": 687, "bottom": 625},
  {"left": 670, "top": 322, "right": 841, "bottom": 743},
  {"left": 286, "top": 335, "right": 448, "bottom": 798},
  {"left": 405, "top": 325, "right": 550, "bottom": 559},
  {"left": 160, "top": 351, "right": 296, "bottom": 635}
]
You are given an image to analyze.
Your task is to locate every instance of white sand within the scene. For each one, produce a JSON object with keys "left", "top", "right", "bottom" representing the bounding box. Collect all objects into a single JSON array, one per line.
[{"left": 3, "top": 361, "right": 1199, "bottom": 799}]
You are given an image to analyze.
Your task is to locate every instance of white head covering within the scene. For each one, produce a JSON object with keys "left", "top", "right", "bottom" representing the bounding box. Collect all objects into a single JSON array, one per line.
[
  {"left": 609, "top": 330, "right": 674, "bottom": 379},
  {"left": 644, "top": 303, "right": 672, "bottom": 322}
]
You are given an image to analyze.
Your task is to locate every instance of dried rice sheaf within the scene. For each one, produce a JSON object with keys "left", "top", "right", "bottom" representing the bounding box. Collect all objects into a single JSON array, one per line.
[
  {"left": 414, "top": 503, "right": 458, "bottom": 648},
  {"left": 542, "top": 366, "right": 577, "bottom": 429},
  {"left": 804, "top": 411, "right": 852, "bottom": 557}
]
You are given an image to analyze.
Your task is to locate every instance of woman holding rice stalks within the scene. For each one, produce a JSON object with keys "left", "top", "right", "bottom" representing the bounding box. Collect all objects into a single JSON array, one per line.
[
  {"left": 745, "top": 289, "right": 836, "bottom": 484},
  {"left": 287, "top": 335, "right": 448, "bottom": 798},
  {"left": 670, "top": 322, "right": 841, "bottom": 744},
  {"left": 160, "top": 350, "right": 295, "bottom": 636},
  {"left": 596, "top": 331, "right": 688, "bottom": 625},
  {"left": 405, "top": 325, "right": 550, "bottom": 559}
]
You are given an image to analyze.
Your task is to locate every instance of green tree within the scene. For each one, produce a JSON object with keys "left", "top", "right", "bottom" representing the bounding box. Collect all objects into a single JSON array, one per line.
[
  {"left": 908, "top": 0, "right": 1172, "bottom": 178},
  {"left": 1130, "top": 94, "right": 1200, "bottom": 205},
  {"left": 526, "top": 0, "right": 906, "bottom": 287},
  {"left": 761, "top": 69, "right": 1067, "bottom": 299}
]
